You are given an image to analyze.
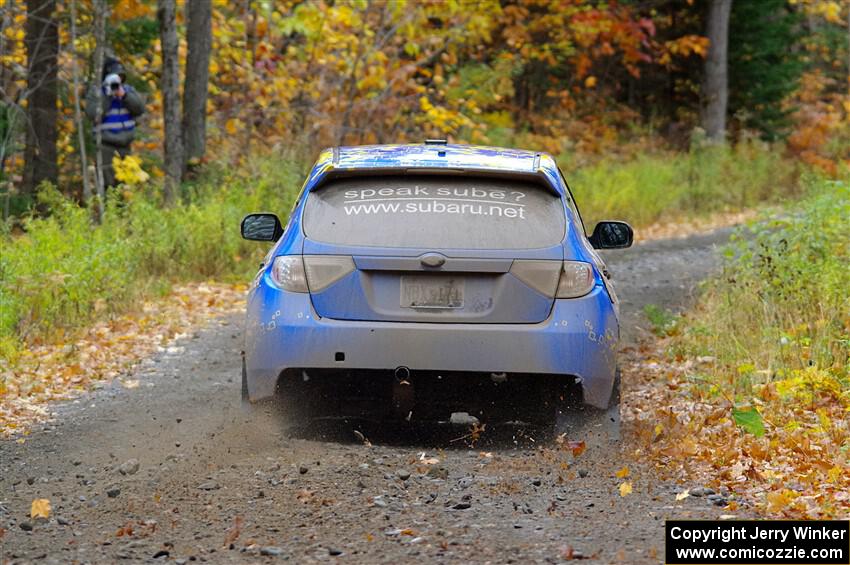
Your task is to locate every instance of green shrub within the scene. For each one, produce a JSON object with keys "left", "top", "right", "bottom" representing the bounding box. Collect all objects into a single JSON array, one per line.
[
  {"left": 0, "top": 157, "right": 302, "bottom": 361},
  {"left": 677, "top": 178, "right": 849, "bottom": 398}
]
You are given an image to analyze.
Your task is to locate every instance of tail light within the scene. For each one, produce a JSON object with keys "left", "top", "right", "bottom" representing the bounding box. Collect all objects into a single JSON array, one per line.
[
  {"left": 556, "top": 261, "right": 595, "bottom": 298},
  {"left": 509, "top": 260, "right": 562, "bottom": 296},
  {"left": 510, "top": 260, "right": 595, "bottom": 298},
  {"left": 269, "top": 255, "right": 355, "bottom": 293},
  {"left": 303, "top": 256, "right": 355, "bottom": 292},
  {"left": 270, "top": 256, "right": 308, "bottom": 292}
]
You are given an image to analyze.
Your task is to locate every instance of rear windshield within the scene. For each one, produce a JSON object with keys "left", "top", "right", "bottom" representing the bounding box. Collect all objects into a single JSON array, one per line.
[{"left": 302, "top": 175, "right": 566, "bottom": 249}]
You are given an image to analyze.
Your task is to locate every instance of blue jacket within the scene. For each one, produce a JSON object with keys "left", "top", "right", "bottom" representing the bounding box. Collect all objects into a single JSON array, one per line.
[{"left": 85, "top": 84, "right": 145, "bottom": 147}]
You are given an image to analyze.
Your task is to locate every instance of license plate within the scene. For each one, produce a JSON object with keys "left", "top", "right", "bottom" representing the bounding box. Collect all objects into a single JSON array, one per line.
[{"left": 401, "top": 276, "right": 464, "bottom": 309}]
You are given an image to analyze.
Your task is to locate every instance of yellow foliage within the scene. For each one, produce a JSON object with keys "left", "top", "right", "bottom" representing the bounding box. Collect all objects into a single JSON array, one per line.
[{"left": 112, "top": 155, "right": 150, "bottom": 187}]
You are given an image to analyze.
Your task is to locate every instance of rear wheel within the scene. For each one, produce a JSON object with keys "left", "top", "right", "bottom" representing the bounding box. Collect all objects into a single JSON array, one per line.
[{"left": 554, "top": 370, "right": 620, "bottom": 447}]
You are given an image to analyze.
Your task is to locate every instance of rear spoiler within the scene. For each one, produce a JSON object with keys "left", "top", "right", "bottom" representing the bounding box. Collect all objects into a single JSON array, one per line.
[{"left": 308, "top": 167, "right": 562, "bottom": 196}]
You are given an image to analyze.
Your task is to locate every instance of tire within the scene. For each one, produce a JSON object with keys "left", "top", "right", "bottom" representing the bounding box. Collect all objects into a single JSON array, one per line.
[{"left": 555, "top": 369, "right": 620, "bottom": 447}]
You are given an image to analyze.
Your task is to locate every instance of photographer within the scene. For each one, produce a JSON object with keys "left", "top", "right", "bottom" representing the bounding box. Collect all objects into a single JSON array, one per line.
[{"left": 85, "top": 57, "right": 145, "bottom": 188}]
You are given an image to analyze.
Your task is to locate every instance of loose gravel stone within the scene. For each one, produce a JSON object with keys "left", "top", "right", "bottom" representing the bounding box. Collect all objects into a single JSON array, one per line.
[
  {"left": 260, "top": 546, "right": 284, "bottom": 556},
  {"left": 397, "top": 469, "right": 411, "bottom": 481},
  {"left": 106, "top": 486, "right": 121, "bottom": 498},
  {"left": 118, "top": 459, "right": 140, "bottom": 476},
  {"left": 427, "top": 467, "right": 449, "bottom": 480}
]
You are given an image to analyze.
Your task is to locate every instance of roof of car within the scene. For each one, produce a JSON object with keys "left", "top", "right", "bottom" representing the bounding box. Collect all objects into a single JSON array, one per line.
[{"left": 305, "top": 143, "right": 564, "bottom": 194}]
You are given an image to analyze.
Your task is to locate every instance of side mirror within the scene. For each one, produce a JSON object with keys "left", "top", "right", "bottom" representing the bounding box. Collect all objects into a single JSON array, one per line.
[
  {"left": 241, "top": 213, "right": 283, "bottom": 242},
  {"left": 589, "top": 221, "right": 633, "bottom": 249}
]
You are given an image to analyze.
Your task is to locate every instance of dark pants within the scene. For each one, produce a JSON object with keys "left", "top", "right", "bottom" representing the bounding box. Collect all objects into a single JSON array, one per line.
[{"left": 99, "top": 143, "right": 131, "bottom": 188}]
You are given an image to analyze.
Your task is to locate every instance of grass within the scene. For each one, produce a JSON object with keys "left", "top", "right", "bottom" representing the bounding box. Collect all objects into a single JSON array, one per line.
[
  {"left": 638, "top": 178, "right": 850, "bottom": 517},
  {"left": 675, "top": 177, "right": 849, "bottom": 402},
  {"left": 643, "top": 304, "right": 679, "bottom": 337},
  {"left": 0, "top": 158, "right": 302, "bottom": 361},
  {"left": 563, "top": 141, "right": 802, "bottom": 227}
]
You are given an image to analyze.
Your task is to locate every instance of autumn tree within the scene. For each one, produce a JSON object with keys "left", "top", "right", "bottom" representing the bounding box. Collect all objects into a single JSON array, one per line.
[
  {"left": 23, "top": 0, "right": 58, "bottom": 195},
  {"left": 157, "top": 0, "right": 182, "bottom": 204},
  {"left": 182, "top": 0, "right": 211, "bottom": 168},
  {"left": 91, "top": 0, "right": 107, "bottom": 215},
  {"left": 728, "top": 0, "right": 802, "bottom": 140},
  {"left": 702, "top": 0, "right": 732, "bottom": 143}
]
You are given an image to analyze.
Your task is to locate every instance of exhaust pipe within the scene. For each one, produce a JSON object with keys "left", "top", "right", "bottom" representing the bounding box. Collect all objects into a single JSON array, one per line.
[
  {"left": 394, "top": 366, "right": 411, "bottom": 383},
  {"left": 392, "top": 366, "right": 414, "bottom": 418}
]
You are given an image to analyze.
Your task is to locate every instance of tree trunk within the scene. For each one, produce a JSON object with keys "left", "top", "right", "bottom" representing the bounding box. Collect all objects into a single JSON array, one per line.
[
  {"left": 182, "top": 0, "right": 211, "bottom": 168},
  {"left": 92, "top": 0, "right": 107, "bottom": 219},
  {"left": 701, "top": 0, "right": 732, "bottom": 143},
  {"left": 70, "top": 0, "right": 91, "bottom": 202},
  {"left": 23, "top": 0, "right": 58, "bottom": 195},
  {"left": 158, "top": 0, "right": 183, "bottom": 205}
]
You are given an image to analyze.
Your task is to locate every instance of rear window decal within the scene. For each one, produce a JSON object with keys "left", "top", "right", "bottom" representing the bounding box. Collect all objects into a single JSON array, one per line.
[{"left": 304, "top": 176, "right": 566, "bottom": 249}]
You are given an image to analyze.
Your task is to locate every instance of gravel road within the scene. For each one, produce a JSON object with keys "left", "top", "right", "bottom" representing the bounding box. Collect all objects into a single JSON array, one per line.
[{"left": 1, "top": 228, "right": 738, "bottom": 564}]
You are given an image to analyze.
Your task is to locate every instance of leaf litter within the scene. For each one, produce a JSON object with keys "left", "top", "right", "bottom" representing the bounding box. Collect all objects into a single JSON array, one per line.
[
  {"left": 621, "top": 336, "right": 849, "bottom": 519},
  {"left": 0, "top": 283, "right": 246, "bottom": 437}
]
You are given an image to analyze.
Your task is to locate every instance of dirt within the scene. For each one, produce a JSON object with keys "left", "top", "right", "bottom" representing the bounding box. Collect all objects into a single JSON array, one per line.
[{"left": 0, "top": 227, "right": 743, "bottom": 564}]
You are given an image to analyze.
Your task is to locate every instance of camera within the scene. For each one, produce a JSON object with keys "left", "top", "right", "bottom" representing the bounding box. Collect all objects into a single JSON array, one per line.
[{"left": 103, "top": 73, "right": 122, "bottom": 94}]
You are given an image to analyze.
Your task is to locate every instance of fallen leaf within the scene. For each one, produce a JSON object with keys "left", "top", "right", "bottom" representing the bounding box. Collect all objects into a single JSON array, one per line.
[
  {"left": 619, "top": 482, "right": 633, "bottom": 497},
  {"left": 676, "top": 489, "right": 690, "bottom": 501},
  {"left": 732, "top": 406, "right": 765, "bottom": 437},
  {"left": 353, "top": 430, "right": 371, "bottom": 447},
  {"left": 615, "top": 466, "right": 630, "bottom": 479},
  {"left": 765, "top": 488, "right": 797, "bottom": 514},
  {"left": 223, "top": 515, "right": 243, "bottom": 547},
  {"left": 567, "top": 440, "right": 586, "bottom": 457},
  {"left": 30, "top": 498, "right": 50, "bottom": 519}
]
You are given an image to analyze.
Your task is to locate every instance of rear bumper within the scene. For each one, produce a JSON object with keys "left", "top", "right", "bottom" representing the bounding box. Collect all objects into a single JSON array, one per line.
[{"left": 244, "top": 285, "right": 618, "bottom": 408}]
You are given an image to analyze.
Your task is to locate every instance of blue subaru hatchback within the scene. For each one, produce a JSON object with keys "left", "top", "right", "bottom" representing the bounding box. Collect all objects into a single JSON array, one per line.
[{"left": 241, "top": 142, "right": 632, "bottom": 430}]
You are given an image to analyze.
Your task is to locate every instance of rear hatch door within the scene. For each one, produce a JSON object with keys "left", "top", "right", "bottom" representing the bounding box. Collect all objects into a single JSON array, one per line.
[{"left": 301, "top": 175, "right": 567, "bottom": 323}]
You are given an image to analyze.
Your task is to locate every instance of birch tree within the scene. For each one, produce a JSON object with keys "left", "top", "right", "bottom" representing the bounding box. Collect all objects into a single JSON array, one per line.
[{"left": 91, "top": 0, "right": 106, "bottom": 218}]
